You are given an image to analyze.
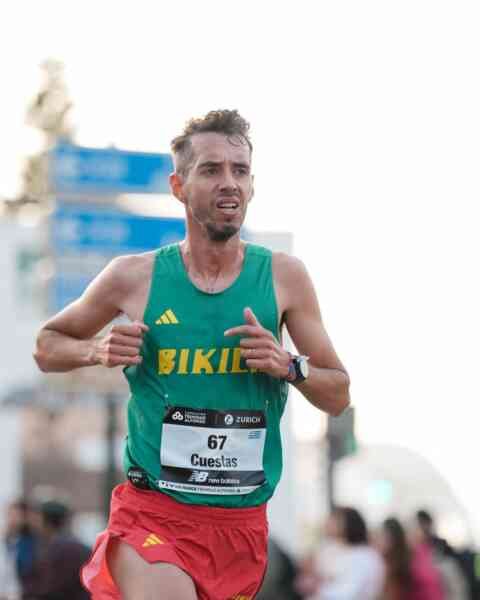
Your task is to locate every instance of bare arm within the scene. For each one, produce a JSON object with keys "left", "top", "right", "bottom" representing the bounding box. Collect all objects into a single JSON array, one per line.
[
  {"left": 225, "top": 254, "right": 350, "bottom": 416},
  {"left": 280, "top": 256, "right": 350, "bottom": 416},
  {"left": 34, "top": 256, "right": 148, "bottom": 373}
]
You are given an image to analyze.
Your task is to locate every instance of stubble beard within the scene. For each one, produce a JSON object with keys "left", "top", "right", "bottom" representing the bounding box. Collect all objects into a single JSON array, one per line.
[
  {"left": 205, "top": 222, "right": 240, "bottom": 242},
  {"left": 189, "top": 197, "right": 246, "bottom": 243}
]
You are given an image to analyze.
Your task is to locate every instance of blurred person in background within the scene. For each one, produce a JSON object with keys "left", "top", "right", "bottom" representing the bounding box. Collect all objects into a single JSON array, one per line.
[
  {"left": 416, "top": 510, "right": 457, "bottom": 561},
  {"left": 297, "top": 507, "right": 384, "bottom": 600},
  {"left": 4, "top": 500, "right": 38, "bottom": 596},
  {"left": 408, "top": 512, "right": 446, "bottom": 600},
  {"left": 454, "top": 550, "right": 480, "bottom": 600},
  {"left": 0, "top": 535, "right": 20, "bottom": 600},
  {"left": 34, "top": 109, "right": 350, "bottom": 600},
  {"left": 376, "top": 518, "right": 413, "bottom": 600},
  {"left": 295, "top": 513, "right": 349, "bottom": 598},
  {"left": 376, "top": 517, "right": 419, "bottom": 600},
  {"left": 256, "top": 537, "right": 303, "bottom": 600},
  {"left": 414, "top": 510, "right": 468, "bottom": 600},
  {"left": 22, "top": 499, "right": 90, "bottom": 600},
  {"left": 295, "top": 553, "right": 322, "bottom": 599}
]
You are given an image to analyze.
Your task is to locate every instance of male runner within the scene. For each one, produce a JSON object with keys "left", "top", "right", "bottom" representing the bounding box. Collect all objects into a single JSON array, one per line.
[{"left": 34, "top": 109, "right": 350, "bottom": 600}]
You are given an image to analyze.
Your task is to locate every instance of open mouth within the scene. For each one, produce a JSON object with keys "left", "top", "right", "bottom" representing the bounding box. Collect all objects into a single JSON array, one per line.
[{"left": 216, "top": 199, "right": 240, "bottom": 214}]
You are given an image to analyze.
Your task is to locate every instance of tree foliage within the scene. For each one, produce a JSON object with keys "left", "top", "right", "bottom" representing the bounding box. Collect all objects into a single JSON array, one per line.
[{"left": 7, "top": 60, "right": 74, "bottom": 211}]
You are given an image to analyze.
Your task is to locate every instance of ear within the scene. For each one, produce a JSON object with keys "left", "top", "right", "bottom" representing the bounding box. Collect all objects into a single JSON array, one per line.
[
  {"left": 170, "top": 172, "right": 185, "bottom": 204},
  {"left": 249, "top": 174, "right": 255, "bottom": 203}
]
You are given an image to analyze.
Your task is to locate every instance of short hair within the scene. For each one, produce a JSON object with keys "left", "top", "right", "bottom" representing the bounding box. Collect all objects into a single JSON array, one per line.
[
  {"left": 416, "top": 510, "right": 435, "bottom": 541},
  {"left": 416, "top": 509, "right": 434, "bottom": 529},
  {"left": 382, "top": 518, "right": 412, "bottom": 588},
  {"left": 384, "top": 517, "right": 409, "bottom": 548},
  {"left": 170, "top": 109, "right": 252, "bottom": 176},
  {"left": 335, "top": 507, "right": 368, "bottom": 545},
  {"left": 41, "top": 500, "right": 70, "bottom": 530}
]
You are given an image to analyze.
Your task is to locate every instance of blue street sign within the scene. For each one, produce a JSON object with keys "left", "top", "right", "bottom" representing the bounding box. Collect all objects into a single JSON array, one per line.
[
  {"left": 49, "top": 142, "right": 174, "bottom": 194},
  {"left": 52, "top": 202, "right": 185, "bottom": 254},
  {"left": 50, "top": 202, "right": 186, "bottom": 312},
  {"left": 51, "top": 274, "right": 95, "bottom": 313}
]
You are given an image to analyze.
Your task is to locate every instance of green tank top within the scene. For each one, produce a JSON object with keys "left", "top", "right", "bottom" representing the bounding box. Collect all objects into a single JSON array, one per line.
[{"left": 123, "top": 243, "right": 288, "bottom": 507}]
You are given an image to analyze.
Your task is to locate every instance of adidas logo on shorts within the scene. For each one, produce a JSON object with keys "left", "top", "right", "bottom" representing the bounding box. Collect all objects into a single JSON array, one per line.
[{"left": 142, "top": 533, "right": 164, "bottom": 547}]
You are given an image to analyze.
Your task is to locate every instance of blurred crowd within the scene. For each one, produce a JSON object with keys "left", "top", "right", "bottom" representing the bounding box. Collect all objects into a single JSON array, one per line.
[
  {"left": 1, "top": 499, "right": 478, "bottom": 600},
  {"left": 0, "top": 497, "right": 90, "bottom": 600},
  {"left": 259, "top": 508, "right": 479, "bottom": 600}
]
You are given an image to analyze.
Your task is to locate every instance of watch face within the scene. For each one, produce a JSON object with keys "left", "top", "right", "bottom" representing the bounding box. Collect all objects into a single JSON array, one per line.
[{"left": 299, "top": 357, "right": 309, "bottom": 378}]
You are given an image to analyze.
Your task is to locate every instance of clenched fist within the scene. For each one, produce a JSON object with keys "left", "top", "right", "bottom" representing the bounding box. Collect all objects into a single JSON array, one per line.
[{"left": 94, "top": 321, "right": 148, "bottom": 368}]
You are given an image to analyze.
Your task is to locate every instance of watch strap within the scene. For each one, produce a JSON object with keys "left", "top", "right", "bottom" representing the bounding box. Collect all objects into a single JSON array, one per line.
[{"left": 285, "top": 354, "right": 307, "bottom": 384}]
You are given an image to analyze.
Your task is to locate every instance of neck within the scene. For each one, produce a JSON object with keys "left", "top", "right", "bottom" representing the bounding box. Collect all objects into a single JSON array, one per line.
[
  {"left": 181, "top": 225, "right": 244, "bottom": 276},
  {"left": 179, "top": 226, "right": 246, "bottom": 294}
]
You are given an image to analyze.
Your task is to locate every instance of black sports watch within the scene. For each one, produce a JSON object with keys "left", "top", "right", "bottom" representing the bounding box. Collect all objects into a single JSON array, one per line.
[{"left": 285, "top": 354, "right": 309, "bottom": 384}]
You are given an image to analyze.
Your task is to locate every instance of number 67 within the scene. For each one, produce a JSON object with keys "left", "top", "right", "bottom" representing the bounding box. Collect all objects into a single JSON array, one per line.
[{"left": 208, "top": 435, "right": 227, "bottom": 450}]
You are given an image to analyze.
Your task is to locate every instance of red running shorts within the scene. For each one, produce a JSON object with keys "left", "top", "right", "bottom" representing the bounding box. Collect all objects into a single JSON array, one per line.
[{"left": 81, "top": 482, "right": 268, "bottom": 600}]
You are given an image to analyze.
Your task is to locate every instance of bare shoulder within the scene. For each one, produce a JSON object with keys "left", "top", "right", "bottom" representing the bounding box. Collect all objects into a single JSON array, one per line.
[
  {"left": 272, "top": 252, "right": 310, "bottom": 286},
  {"left": 271, "top": 252, "right": 316, "bottom": 317},
  {"left": 106, "top": 251, "right": 156, "bottom": 291}
]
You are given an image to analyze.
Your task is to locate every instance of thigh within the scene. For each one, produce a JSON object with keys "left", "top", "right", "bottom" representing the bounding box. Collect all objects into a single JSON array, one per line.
[{"left": 107, "top": 537, "right": 198, "bottom": 600}]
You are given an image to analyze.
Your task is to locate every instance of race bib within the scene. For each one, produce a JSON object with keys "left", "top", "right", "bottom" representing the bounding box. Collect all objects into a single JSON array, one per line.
[{"left": 158, "top": 406, "right": 267, "bottom": 495}]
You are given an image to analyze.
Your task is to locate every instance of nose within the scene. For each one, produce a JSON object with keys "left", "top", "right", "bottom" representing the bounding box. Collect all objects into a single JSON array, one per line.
[{"left": 219, "top": 168, "right": 238, "bottom": 193}]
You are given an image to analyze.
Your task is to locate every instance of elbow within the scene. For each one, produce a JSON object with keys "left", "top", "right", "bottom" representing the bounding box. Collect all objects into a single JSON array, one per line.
[
  {"left": 33, "top": 347, "right": 50, "bottom": 372},
  {"left": 34, "top": 331, "right": 52, "bottom": 373},
  {"left": 33, "top": 351, "right": 48, "bottom": 373},
  {"left": 328, "top": 373, "right": 351, "bottom": 417},
  {"left": 329, "top": 397, "right": 350, "bottom": 417}
]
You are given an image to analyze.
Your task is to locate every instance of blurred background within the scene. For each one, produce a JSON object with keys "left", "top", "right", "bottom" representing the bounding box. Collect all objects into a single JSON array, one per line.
[{"left": 0, "top": 1, "right": 479, "bottom": 599}]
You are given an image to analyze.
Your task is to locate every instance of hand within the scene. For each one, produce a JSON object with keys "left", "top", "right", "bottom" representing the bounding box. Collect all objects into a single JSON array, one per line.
[
  {"left": 225, "top": 307, "right": 290, "bottom": 378},
  {"left": 93, "top": 321, "right": 148, "bottom": 368}
]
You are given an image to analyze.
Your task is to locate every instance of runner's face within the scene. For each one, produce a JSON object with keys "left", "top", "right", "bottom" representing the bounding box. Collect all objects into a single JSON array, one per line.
[{"left": 181, "top": 133, "right": 253, "bottom": 242}]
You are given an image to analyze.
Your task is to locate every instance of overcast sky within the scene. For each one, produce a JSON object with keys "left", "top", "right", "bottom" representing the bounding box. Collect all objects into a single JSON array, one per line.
[{"left": 1, "top": 0, "right": 479, "bottom": 537}]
